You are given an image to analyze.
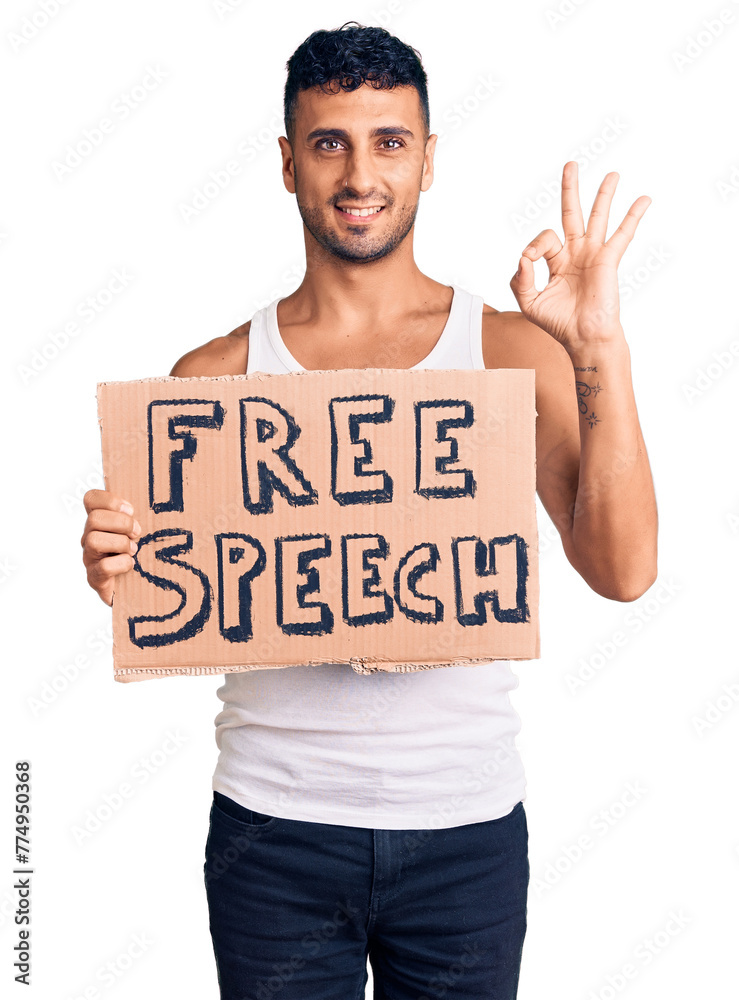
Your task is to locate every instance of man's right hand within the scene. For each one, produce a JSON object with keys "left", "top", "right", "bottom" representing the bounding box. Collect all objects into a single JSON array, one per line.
[{"left": 81, "top": 490, "right": 142, "bottom": 607}]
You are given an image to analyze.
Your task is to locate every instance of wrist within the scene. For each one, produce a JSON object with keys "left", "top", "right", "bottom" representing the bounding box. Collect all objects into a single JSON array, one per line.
[{"left": 566, "top": 329, "right": 630, "bottom": 368}]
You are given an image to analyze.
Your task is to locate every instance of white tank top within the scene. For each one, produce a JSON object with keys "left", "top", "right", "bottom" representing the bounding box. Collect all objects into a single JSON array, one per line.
[{"left": 211, "top": 284, "right": 527, "bottom": 829}]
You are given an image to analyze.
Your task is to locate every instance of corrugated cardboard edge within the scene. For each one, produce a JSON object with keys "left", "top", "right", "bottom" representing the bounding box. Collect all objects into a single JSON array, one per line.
[
  {"left": 98, "top": 371, "right": 345, "bottom": 387},
  {"left": 97, "top": 368, "right": 532, "bottom": 385},
  {"left": 113, "top": 654, "right": 538, "bottom": 683},
  {"left": 97, "top": 368, "right": 540, "bottom": 681}
]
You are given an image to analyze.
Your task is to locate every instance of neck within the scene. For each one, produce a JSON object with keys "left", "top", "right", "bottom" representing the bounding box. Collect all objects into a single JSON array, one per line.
[{"left": 284, "top": 229, "right": 437, "bottom": 332}]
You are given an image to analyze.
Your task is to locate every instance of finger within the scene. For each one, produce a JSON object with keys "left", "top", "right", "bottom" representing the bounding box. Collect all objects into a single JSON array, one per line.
[
  {"left": 87, "top": 552, "right": 135, "bottom": 587},
  {"left": 561, "top": 160, "right": 585, "bottom": 240},
  {"left": 585, "top": 171, "right": 619, "bottom": 243},
  {"left": 82, "top": 529, "right": 138, "bottom": 565},
  {"left": 605, "top": 195, "right": 652, "bottom": 259},
  {"left": 83, "top": 489, "right": 134, "bottom": 516},
  {"left": 81, "top": 508, "right": 141, "bottom": 547},
  {"left": 522, "top": 229, "right": 564, "bottom": 266}
]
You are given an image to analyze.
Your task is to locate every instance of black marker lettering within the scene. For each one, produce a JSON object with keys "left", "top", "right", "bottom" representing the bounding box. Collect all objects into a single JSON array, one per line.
[
  {"left": 394, "top": 542, "right": 443, "bottom": 624},
  {"left": 451, "top": 535, "right": 529, "bottom": 625},
  {"left": 341, "top": 533, "right": 393, "bottom": 627},
  {"left": 240, "top": 397, "right": 317, "bottom": 514},
  {"left": 129, "top": 529, "right": 212, "bottom": 646},
  {"left": 216, "top": 533, "right": 267, "bottom": 643},
  {"left": 275, "top": 534, "right": 334, "bottom": 636},
  {"left": 148, "top": 399, "right": 224, "bottom": 513},
  {"left": 330, "top": 394, "right": 394, "bottom": 505},
  {"left": 415, "top": 399, "right": 476, "bottom": 499}
]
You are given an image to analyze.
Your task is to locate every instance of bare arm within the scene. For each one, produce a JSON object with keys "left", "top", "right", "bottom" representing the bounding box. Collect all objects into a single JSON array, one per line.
[
  {"left": 524, "top": 315, "right": 658, "bottom": 601},
  {"left": 507, "top": 161, "right": 658, "bottom": 601}
]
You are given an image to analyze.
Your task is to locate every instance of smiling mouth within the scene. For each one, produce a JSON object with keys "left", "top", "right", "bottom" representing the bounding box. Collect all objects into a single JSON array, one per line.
[{"left": 335, "top": 205, "right": 385, "bottom": 218}]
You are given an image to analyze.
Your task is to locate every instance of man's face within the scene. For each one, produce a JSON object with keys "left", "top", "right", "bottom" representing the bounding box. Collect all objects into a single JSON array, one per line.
[{"left": 278, "top": 82, "right": 437, "bottom": 264}]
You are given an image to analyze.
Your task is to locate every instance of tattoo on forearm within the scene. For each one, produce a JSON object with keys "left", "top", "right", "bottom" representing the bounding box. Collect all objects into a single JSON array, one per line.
[{"left": 575, "top": 378, "right": 603, "bottom": 428}]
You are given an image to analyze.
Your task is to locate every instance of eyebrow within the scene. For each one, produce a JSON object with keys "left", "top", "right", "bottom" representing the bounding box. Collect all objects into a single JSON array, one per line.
[{"left": 305, "top": 125, "right": 415, "bottom": 143}]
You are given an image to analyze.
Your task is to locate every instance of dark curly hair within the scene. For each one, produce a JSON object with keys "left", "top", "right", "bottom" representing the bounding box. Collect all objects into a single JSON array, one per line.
[{"left": 284, "top": 21, "right": 430, "bottom": 146}]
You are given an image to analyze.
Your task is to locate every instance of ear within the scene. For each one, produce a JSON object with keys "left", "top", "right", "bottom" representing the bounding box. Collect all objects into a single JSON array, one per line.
[
  {"left": 278, "top": 136, "right": 296, "bottom": 194},
  {"left": 421, "top": 133, "right": 438, "bottom": 192}
]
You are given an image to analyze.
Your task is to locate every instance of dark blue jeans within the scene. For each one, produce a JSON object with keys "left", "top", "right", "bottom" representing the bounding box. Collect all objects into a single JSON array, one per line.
[{"left": 204, "top": 790, "right": 529, "bottom": 999}]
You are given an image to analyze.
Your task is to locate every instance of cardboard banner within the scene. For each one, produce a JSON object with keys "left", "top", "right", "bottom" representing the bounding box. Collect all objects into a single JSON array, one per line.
[{"left": 97, "top": 368, "right": 539, "bottom": 682}]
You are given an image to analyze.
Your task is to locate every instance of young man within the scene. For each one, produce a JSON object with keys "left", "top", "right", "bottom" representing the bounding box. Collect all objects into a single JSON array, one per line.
[{"left": 80, "top": 22, "right": 658, "bottom": 1000}]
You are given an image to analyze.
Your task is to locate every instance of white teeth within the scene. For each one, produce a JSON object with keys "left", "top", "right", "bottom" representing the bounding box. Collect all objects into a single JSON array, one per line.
[{"left": 338, "top": 206, "right": 383, "bottom": 217}]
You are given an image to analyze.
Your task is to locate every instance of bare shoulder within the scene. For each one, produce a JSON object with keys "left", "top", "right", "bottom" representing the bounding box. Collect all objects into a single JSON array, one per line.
[
  {"left": 481, "top": 305, "right": 573, "bottom": 380},
  {"left": 169, "top": 320, "right": 251, "bottom": 377}
]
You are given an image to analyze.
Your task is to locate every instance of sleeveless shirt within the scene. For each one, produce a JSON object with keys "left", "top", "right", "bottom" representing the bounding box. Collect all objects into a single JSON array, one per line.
[{"left": 211, "top": 283, "right": 527, "bottom": 829}]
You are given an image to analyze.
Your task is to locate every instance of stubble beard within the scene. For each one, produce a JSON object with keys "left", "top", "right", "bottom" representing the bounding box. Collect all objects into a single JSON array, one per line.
[{"left": 293, "top": 168, "right": 421, "bottom": 264}]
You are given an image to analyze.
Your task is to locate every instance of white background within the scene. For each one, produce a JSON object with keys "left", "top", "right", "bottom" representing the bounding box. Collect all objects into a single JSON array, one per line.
[{"left": 3, "top": 0, "right": 738, "bottom": 997}]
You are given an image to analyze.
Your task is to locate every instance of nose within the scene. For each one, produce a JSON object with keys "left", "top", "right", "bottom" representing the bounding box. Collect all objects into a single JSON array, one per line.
[{"left": 340, "top": 147, "right": 377, "bottom": 197}]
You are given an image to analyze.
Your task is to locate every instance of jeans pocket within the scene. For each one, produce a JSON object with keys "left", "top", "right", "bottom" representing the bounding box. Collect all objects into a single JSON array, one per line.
[{"left": 212, "top": 790, "right": 277, "bottom": 828}]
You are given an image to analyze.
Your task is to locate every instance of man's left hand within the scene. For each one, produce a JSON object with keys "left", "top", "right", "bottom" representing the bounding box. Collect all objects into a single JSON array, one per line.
[{"left": 509, "top": 160, "right": 651, "bottom": 355}]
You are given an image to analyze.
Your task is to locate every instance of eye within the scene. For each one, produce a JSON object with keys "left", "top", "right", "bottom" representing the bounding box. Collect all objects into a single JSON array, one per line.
[
  {"left": 316, "top": 139, "right": 343, "bottom": 150},
  {"left": 381, "top": 138, "right": 404, "bottom": 149}
]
